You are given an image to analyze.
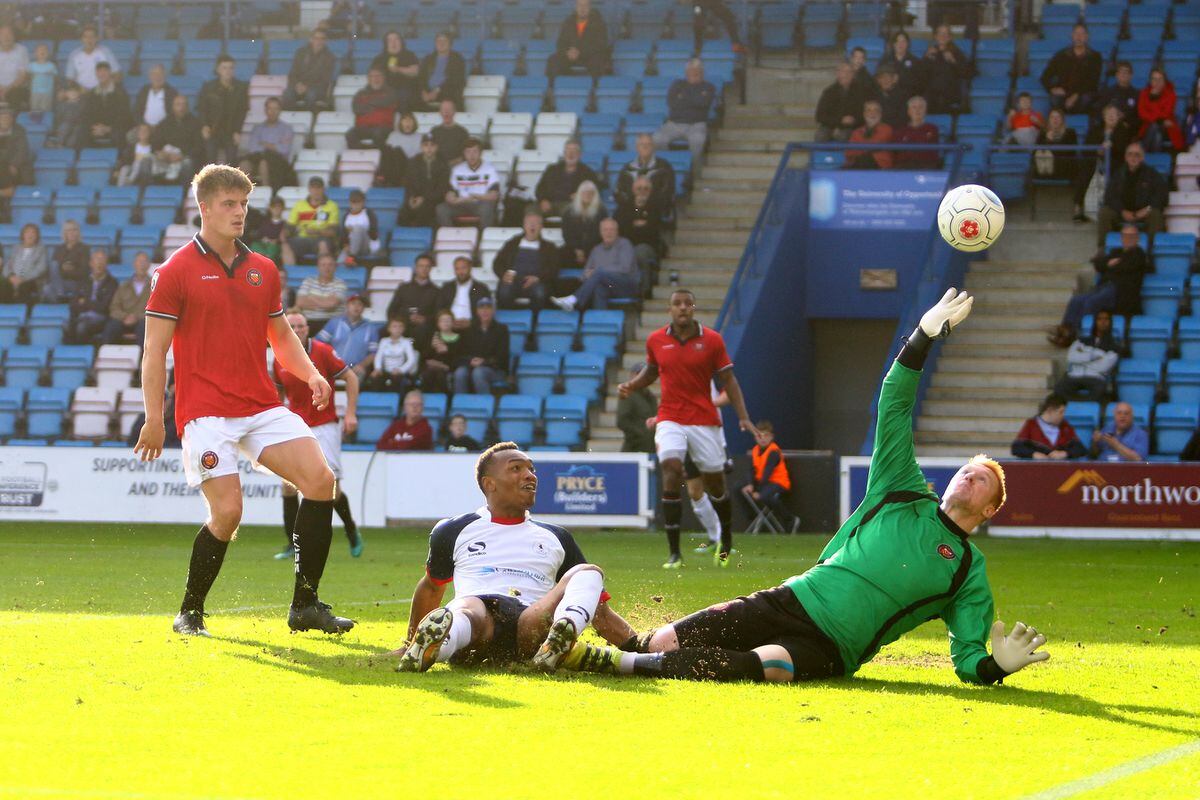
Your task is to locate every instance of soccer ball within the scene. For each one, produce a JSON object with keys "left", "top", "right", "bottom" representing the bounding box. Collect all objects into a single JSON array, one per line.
[{"left": 937, "top": 184, "right": 1005, "bottom": 252}]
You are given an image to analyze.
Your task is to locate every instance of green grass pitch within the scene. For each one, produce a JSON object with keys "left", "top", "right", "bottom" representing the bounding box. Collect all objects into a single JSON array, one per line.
[{"left": 1, "top": 522, "right": 1198, "bottom": 799}]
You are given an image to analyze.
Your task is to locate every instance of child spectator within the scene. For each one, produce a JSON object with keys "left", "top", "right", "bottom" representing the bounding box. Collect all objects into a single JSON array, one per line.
[
  {"left": 28, "top": 43, "right": 56, "bottom": 113},
  {"left": 251, "top": 196, "right": 295, "bottom": 266},
  {"left": 443, "top": 414, "right": 481, "bottom": 452},
  {"left": 340, "top": 189, "right": 381, "bottom": 265},
  {"left": 420, "top": 310, "right": 460, "bottom": 394},
  {"left": 369, "top": 317, "right": 419, "bottom": 394},
  {"left": 1007, "top": 92, "right": 1044, "bottom": 146}
]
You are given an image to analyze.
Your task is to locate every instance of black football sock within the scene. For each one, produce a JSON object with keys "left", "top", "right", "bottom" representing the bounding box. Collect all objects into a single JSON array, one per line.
[
  {"left": 180, "top": 525, "right": 229, "bottom": 614},
  {"left": 662, "top": 491, "right": 682, "bottom": 557},
  {"left": 292, "top": 498, "right": 335, "bottom": 609},
  {"left": 633, "top": 648, "right": 766, "bottom": 682},
  {"left": 710, "top": 493, "right": 733, "bottom": 555},
  {"left": 282, "top": 494, "right": 299, "bottom": 550},
  {"left": 332, "top": 490, "right": 358, "bottom": 542}
]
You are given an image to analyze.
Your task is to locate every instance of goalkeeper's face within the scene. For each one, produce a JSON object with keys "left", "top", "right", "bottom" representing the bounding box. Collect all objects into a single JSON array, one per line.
[{"left": 942, "top": 462, "right": 1001, "bottom": 520}]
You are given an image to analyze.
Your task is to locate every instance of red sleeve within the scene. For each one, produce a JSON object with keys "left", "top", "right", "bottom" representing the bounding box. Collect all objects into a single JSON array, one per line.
[
  {"left": 145, "top": 263, "right": 183, "bottom": 320},
  {"left": 710, "top": 332, "right": 733, "bottom": 372},
  {"left": 375, "top": 420, "right": 400, "bottom": 450},
  {"left": 415, "top": 419, "right": 434, "bottom": 450},
  {"left": 322, "top": 345, "right": 347, "bottom": 380},
  {"left": 265, "top": 261, "right": 284, "bottom": 317},
  {"left": 645, "top": 335, "right": 657, "bottom": 367}
]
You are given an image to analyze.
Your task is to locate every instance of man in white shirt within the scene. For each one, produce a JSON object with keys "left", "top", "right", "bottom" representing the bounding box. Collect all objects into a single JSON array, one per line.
[
  {"left": 134, "top": 64, "right": 176, "bottom": 128},
  {"left": 64, "top": 26, "right": 120, "bottom": 91},
  {"left": 0, "top": 24, "right": 29, "bottom": 111},
  {"left": 436, "top": 137, "right": 500, "bottom": 228},
  {"left": 437, "top": 255, "right": 492, "bottom": 331}
]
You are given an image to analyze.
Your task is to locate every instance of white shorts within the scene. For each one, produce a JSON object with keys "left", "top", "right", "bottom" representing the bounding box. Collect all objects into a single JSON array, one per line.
[
  {"left": 311, "top": 421, "right": 343, "bottom": 479},
  {"left": 654, "top": 420, "right": 727, "bottom": 473},
  {"left": 181, "top": 406, "right": 315, "bottom": 487}
]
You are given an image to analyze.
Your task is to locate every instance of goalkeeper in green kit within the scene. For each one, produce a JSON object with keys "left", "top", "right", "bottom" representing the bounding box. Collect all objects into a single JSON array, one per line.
[{"left": 561, "top": 289, "right": 1050, "bottom": 685}]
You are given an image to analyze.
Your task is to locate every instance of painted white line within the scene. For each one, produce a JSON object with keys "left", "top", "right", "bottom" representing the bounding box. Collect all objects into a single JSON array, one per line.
[{"left": 1021, "top": 739, "right": 1200, "bottom": 800}]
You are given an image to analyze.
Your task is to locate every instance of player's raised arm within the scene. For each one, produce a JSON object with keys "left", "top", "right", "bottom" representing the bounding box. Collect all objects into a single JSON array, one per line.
[
  {"left": 267, "top": 314, "right": 331, "bottom": 410},
  {"left": 134, "top": 315, "right": 175, "bottom": 462}
]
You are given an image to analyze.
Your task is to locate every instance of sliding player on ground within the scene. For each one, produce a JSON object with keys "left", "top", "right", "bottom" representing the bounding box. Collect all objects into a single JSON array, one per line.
[
  {"left": 395, "top": 442, "right": 636, "bottom": 672},
  {"left": 136, "top": 164, "right": 353, "bottom": 637},
  {"left": 568, "top": 290, "right": 1051, "bottom": 685}
]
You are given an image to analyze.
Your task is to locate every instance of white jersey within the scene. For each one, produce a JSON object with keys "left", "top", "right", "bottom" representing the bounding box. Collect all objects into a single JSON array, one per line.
[
  {"left": 448, "top": 160, "right": 500, "bottom": 199},
  {"left": 425, "top": 507, "right": 590, "bottom": 605}
]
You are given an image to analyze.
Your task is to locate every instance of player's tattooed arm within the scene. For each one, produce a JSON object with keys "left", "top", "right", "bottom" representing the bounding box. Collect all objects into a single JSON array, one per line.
[
  {"left": 618, "top": 362, "right": 659, "bottom": 398},
  {"left": 716, "top": 369, "right": 759, "bottom": 438}
]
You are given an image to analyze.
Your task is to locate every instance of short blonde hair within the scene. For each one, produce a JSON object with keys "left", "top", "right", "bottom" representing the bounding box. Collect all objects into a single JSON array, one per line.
[
  {"left": 191, "top": 164, "right": 254, "bottom": 206},
  {"left": 970, "top": 454, "right": 1007, "bottom": 512}
]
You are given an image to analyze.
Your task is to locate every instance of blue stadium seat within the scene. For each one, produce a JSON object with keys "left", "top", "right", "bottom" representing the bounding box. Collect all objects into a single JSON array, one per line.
[
  {"left": 1116, "top": 358, "right": 1161, "bottom": 405},
  {"left": 53, "top": 186, "right": 94, "bottom": 225},
  {"left": 758, "top": 4, "right": 798, "bottom": 50},
  {"left": 80, "top": 225, "right": 119, "bottom": 256},
  {"left": 140, "top": 186, "right": 184, "bottom": 227},
  {"left": 496, "top": 8, "right": 540, "bottom": 45},
  {"left": 1178, "top": 316, "right": 1200, "bottom": 359},
  {"left": 449, "top": 393, "right": 495, "bottom": 442},
  {"left": 0, "top": 386, "right": 22, "bottom": 438},
  {"left": 1141, "top": 275, "right": 1183, "bottom": 319},
  {"left": 580, "top": 111, "right": 621, "bottom": 153},
  {"left": 0, "top": 304, "right": 25, "bottom": 348},
  {"left": 495, "top": 309, "right": 533, "bottom": 360},
  {"left": 34, "top": 149, "right": 75, "bottom": 186},
  {"left": 1064, "top": 400, "right": 1102, "bottom": 435},
  {"left": 76, "top": 148, "right": 119, "bottom": 188},
  {"left": 553, "top": 75, "right": 594, "bottom": 114},
  {"left": 1127, "top": 3, "right": 1170, "bottom": 42},
  {"left": 562, "top": 352, "right": 606, "bottom": 399},
  {"left": 580, "top": 309, "right": 623, "bottom": 356},
  {"left": 801, "top": 2, "right": 842, "bottom": 49},
  {"left": 974, "top": 39, "right": 1015, "bottom": 79},
  {"left": 1174, "top": 7, "right": 1200, "bottom": 41},
  {"left": 27, "top": 305, "right": 70, "bottom": 347},
  {"left": 496, "top": 394, "right": 542, "bottom": 447},
  {"left": 5, "top": 345, "right": 48, "bottom": 389},
  {"left": 543, "top": 394, "right": 588, "bottom": 447},
  {"left": 25, "top": 386, "right": 71, "bottom": 438},
  {"left": 1152, "top": 233, "right": 1196, "bottom": 279},
  {"left": 1153, "top": 402, "right": 1199, "bottom": 455},
  {"left": 49, "top": 345, "right": 94, "bottom": 390},
  {"left": 516, "top": 352, "right": 561, "bottom": 397},
  {"left": 623, "top": 112, "right": 664, "bottom": 149},
  {"left": 97, "top": 186, "right": 140, "bottom": 226},
  {"left": 6, "top": 438, "right": 49, "bottom": 446},
  {"left": 480, "top": 41, "right": 520, "bottom": 76},
  {"left": 508, "top": 76, "right": 548, "bottom": 115},
  {"left": 423, "top": 392, "right": 447, "bottom": 434},
  {"left": 1165, "top": 360, "right": 1200, "bottom": 405},
  {"left": 594, "top": 77, "right": 637, "bottom": 114},
  {"left": 11, "top": 187, "right": 52, "bottom": 227},
  {"left": 354, "top": 392, "right": 400, "bottom": 444},
  {"left": 1127, "top": 316, "right": 1172, "bottom": 362},
  {"left": 612, "top": 41, "right": 652, "bottom": 78},
  {"left": 845, "top": 2, "right": 884, "bottom": 38},
  {"left": 534, "top": 310, "right": 579, "bottom": 354}
]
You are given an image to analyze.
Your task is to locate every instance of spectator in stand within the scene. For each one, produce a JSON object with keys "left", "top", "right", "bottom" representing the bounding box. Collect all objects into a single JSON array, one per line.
[
  {"left": 380, "top": 110, "right": 420, "bottom": 185},
  {"left": 922, "top": 24, "right": 968, "bottom": 114},
  {"left": 551, "top": 218, "right": 639, "bottom": 311},
  {"left": 878, "top": 31, "right": 925, "bottom": 102},
  {"left": 278, "top": 267, "right": 297, "bottom": 310},
  {"left": 0, "top": 103, "right": 32, "bottom": 194},
  {"left": 418, "top": 32, "right": 467, "bottom": 111},
  {"left": 69, "top": 248, "right": 119, "bottom": 344},
  {"left": 46, "top": 220, "right": 88, "bottom": 303},
  {"left": 444, "top": 414, "right": 481, "bottom": 452},
  {"left": 283, "top": 29, "right": 337, "bottom": 111},
  {"left": 64, "top": 26, "right": 120, "bottom": 91},
  {"left": 430, "top": 99, "right": 469, "bottom": 165},
  {"left": 296, "top": 252, "right": 350, "bottom": 336},
  {"left": 815, "top": 62, "right": 867, "bottom": 142},
  {"left": 0, "top": 24, "right": 28, "bottom": 111},
  {"left": 873, "top": 64, "right": 907, "bottom": 130},
  {"left": 1032, "top": 108, "right": 1083, "bottom": 219},
  {"left": 439, "top": 255, "right": 492, "bottom": 330},
  {"left": 368, "top": 317, "right": 419, "bottom": 394},
  {"left": 614, "top": 176, "right": 665, "bottom": 283},
  {"left": 1040, "top": 23, "right": 1101, "bottom": 114},
  {"left": 1055, "top": 310, "right": 1119, "bottom": 401},
  {"left": 741, "top": 420, "right": 798, "bottom": 532},
  {"left": 316, "top": 293, "right": 380, "bottom": 381},
  {"left": 1096, "top": 142, "right": 1166, "bottom": 248},
  {"left": 239, "top": 97, "right": 295, "bottom": 188},
  {"left": 371, "top": 30, "right": 419, "bottom": 111},
  {"left": 27, "top": 43, "right": 56, "bottom": 115},
  {"left": 102, "top": 250, "right": 150, "bottom": 344},
  {"left": 616, "top": 133, "right": 677, "bottom": 209},
  {"left": 453, "top": 297, "right": 509, "bottom": 395},
  {"left": 1011, "top": 393, "right": 1088, "bottom": 460},
  {"left": 892, "top": 95, "right": 941, "bottom": 169},
  {"left": 133, "top": 64, "right": 176, "bottom": 130},
  {"left": 420, "top": 310, "right": 461, "bottom": 394},
  {"left": 1051, "top": 224, "right": 1148, "bottom": 344},
  {"left": 376, "top": 389, "right": 434, "bottom": 451},
  {"left": 149, "top": 94, "right": 205, "bottom": 185},
  {"left": 1081, "top": 104, "right": 1133, "bottom": 202},
  {"left": 250, "top": 196, "right": 296, "bottom": 266},
  {"left": 288, "top": 176, "right": 341, "bottom": 263},
  {"left": 437, "top": 138, "right": 500, "bottom": 228},
  {"left": 1090, "top": 402, "right": 1149, "bottom": 462},
  {"left": 847, "top": 46, "right": 874, "bottom": 97},
  {"left": 79, "top": 61, "right": 131, "bottom": 147},
  {"left": 1005, "top": 91, "right": 1045, "bottom": 145},
  {"left": 547, "top": 0, "right": 610, "bottom": 79},
  {"left": 115, "top": 122, "right": 154, "bottom": 185},
  {"left": 495, "top": 210, "right": 559, "bottom": 310},
  {"left": 402, "top": 133, "right": 449, "bottom": 226},
  {"left": 1093, "top": 61, "right": 1139, "bottom": 125},
  {"left": 386, "top": 253, "right": 440, "bottom": 346},
  {"left": 1137, "top": 68, "right": 1184, "bottom": 153},
  {"left": 1186, "top": 80, "right": 1200, "bottom": 150},
  {"left": 197, "top": 55, "right": 249, "bottom": 165},
  {"left": 653, "top": 58, "right": 718, "bottom": 162},
  {"left": 347, "top": 66, "right": 399, "bottom": 149},
  {"left": 617, "top": 362, "right": 657, "bottom": 453},
  {"left": 560, "top": 180, "right": 607, "bottom": 272},
  {"left": 537, "top": 139, "right": 601, "bottom": 218},
  {"left": 689, "top": 0, "right": 746, "bottom": 56},
  {"left": 340, "top": 189, "right": 381, "bottom": 265},
  {"left": 0, "top": 222, "right": 47, "bottom": 303},
  {"left": 845, "top": 99, "right": 894, "bottom": 169}
]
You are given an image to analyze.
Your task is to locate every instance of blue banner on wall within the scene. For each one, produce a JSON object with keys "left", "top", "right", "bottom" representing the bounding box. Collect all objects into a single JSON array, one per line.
[
  {"left": 809, "top": 171, "right": 949, "bottom": 230},
  {"left": 845, "top": 461, "right": 961, "bottom": 512},
  {"left": 533, "top": 460, "right": 641, "bottom": 515}
]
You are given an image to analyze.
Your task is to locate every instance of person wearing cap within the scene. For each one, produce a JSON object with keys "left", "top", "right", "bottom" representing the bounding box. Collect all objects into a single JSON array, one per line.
[
  {"left": 402, "top": 133, "right": 450, "bottom": 226},
  {"left": 438, "top": 254, "right": 492, "bottom": 331},
  {"left": 79, "top": 60, "right": 131, "bottom": 147},
  {"left": 438, "top": 138, "right": 501, "bottom": 228},
  {"left": 453, "top": 296, "right": 510, "bottom": 395},
  {"left": 873, "top": 64, "right": 908, "bottom": 130},
  {"left": 288, "top": 176, "right": 341, "bottom": 263},
  {"left": 340, "top": 189, "right": 381, "bottom": 265},
  {"left": 316, "top": 293, "right": 381, "bottom": 382}
]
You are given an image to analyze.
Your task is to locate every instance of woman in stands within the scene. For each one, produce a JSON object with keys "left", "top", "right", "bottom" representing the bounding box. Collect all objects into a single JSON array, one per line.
[
  {"left": 371, "top": 31, "right": 419, "bottom": 112},
  {"left": 1033, "top": 108, "right": 1083, "bottom": 221},
  {"left": 878, "top": 31, "right": 925, "bottom": 103},
  {"left": 560, "top": 180, "right": 607, "bottom": 271},
  {"left": 1137, "top": 68, "right": 1184, "bottom": 153},
  {"left": 1, "top": 222, "right": 49, "bottom": 304}
]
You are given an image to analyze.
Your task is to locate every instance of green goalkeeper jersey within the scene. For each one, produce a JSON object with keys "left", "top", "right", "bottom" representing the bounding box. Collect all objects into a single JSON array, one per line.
[{"left": 785, "top": 361, "right": 997, "bottom": 684}]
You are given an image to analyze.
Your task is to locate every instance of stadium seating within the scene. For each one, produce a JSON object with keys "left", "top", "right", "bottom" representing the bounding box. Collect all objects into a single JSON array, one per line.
[
  {"left": 355, "top": 393, "right": 400, "bottom": 444},
  {"left": 71, "top": 387, "right": 118, "bottom": 439},
  {"left": 450, "top": 394, "right": 496, "bottom": 442},
  {"left": 496, "top": 394, "right": 541, "bottom": 447},
  {"left": 25, "top": 387, "right": 72, "bottom": 438},
  {"left": 544, "top": 395, "right": 588, "bottom": 447},
  {"left": 516, "top": 352, "right": 561, "bottom": 397}
]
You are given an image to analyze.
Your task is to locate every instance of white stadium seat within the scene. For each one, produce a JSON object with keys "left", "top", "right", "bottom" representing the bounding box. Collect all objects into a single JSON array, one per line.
[
  {"left": 117, "top": 387, "right": 144, "bottom": 438},
  {"left": 71, "top": 386, "right": 119, "bottom": 439}
]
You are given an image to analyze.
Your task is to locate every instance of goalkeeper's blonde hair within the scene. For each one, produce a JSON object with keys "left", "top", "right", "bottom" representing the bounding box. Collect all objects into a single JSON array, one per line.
[{"left": 970, "top": 454, "right": 1007, "bottom": 512}]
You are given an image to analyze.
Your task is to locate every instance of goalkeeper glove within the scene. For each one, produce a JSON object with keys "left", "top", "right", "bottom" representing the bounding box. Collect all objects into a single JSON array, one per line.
[
  {"left": 990, "top": 620, "right": 1050, "bottom": 674},
  {"left": 919, "top": 288, "right": 974, "bottom": 340}
]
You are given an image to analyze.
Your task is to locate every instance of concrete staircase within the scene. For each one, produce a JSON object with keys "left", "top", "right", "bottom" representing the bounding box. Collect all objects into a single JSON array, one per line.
[{"left": 587, "top": 54, "right": 833, "bottom": 450}]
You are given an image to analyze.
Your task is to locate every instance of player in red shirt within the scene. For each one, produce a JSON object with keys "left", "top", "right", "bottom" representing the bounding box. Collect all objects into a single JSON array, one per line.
[
  {"left": 619, "top": 288, "right": 758, "bottom": 568},
  {"left": 135, "top": 164, "right": 353, "bottom": 638},
  {"left": 273, "top": 310, "right": 363, "bottom": 561}
]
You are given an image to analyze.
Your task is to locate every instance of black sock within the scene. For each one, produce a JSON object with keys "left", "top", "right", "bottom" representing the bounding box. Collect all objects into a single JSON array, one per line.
[
  {"left": 332, "top": 491, "right": 357, "bottom": 541},
  {"left": 282, "top": 494, "right": 299, "bottom": 550},
  {"left": 292, "top": 498, "right": 335, "bottom": 609},
  {"left": 662, "top": 492, "right": 682, "bottom": 557},
  {"left": 633, "top": 648, "right": 765, "bottom": 682},
  {"left": 180, "top": 525, "right": 228, "bottom": 614},
  {"left": 710, "top": 493, "right": 732, "bottom": 555}
]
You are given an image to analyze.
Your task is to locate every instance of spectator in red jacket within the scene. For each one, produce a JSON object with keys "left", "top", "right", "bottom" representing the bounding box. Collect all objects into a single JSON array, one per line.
[
  {"left": 346, "top": 66, "right": 400, "bottom": 149},
  {"left": 845, "top": 99, "right": 894, "bottom": 169},
  {"left": 1011, "top": 393, "right": 1088, "bottom": 460},
  {"left": 1137, "top": 68, "right": 1184, "bottom": 153},
  {"left": 375, "top": 389, "right": 435, "bottom": 451}
]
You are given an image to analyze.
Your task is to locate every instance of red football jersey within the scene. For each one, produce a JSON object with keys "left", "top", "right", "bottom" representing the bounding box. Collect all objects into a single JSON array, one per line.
[
  {"left": 146, "top": 235, "right": 284, "bottom": 431},
  {"left": 645, "top": 323, "right": 732, "bottom": 426},
  {"left": 274, "top": 339, "right": 347, "bottom": 428}
]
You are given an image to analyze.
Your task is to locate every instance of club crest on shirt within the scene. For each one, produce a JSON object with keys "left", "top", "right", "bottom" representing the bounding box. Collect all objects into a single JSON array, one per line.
[
  {"left": 693, "top": 342, "right": 704, "bottom": 350},
  {"left": 937, "top": 544, "right": 956, "bottom": 560},
  {"left": 200, "top": 451, "right": 220, "bottom": 470},
  {"left": 533, "top": 541, "right": 546, "bottom": 554},
  {"left": 246, "top": 268, "right": 263, "bottom": 287}
]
